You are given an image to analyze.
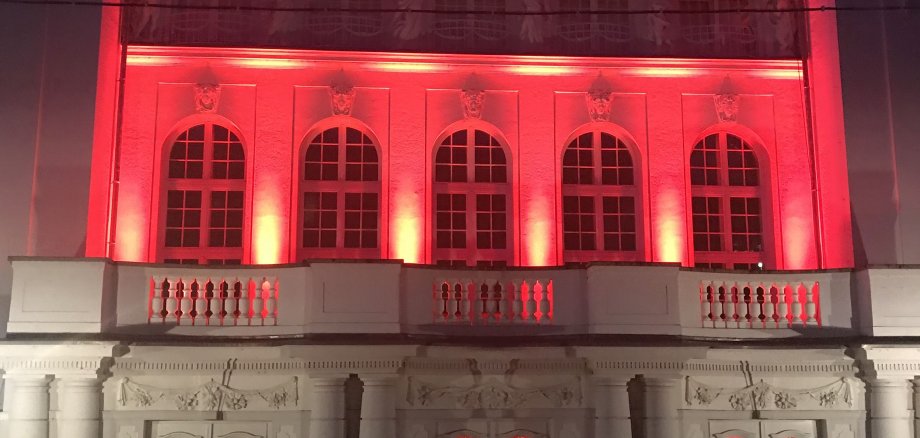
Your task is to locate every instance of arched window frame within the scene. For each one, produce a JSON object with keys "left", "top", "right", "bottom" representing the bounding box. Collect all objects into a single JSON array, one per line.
[
  {"left": 687, "top": 127, "right": 775, "bottom": 270},
  {"left": 431, "top": 122, "right": 514, "bottom": 267},
  {"left": 154, "top": 116, "right": 250, "bottom": 265},
  {"left": 296, "top": 118, "right": 383, "bottom": 261},
  {"left": 559, "top": 123, "right": 645, "bottom": 263}
]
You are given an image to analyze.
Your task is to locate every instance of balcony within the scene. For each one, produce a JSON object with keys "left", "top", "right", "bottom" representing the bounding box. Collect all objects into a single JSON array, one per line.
[{"left": 6, "top": 257, "right": 867, "bottom": 340}]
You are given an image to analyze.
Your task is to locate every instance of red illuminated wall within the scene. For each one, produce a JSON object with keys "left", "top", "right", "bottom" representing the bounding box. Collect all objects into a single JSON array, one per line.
[{"left": 88, "top": 46, "right": 852, "bottom": 270}]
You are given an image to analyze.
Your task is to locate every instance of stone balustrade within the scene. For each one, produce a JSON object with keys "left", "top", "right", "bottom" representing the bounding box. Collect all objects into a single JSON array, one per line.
[
  {"left": 697, "top": 278, "right": 820, "bottom": 329},
  {"left": 149, "top": 275, "right": 279, "bottom": 326},
  {"left": 3, "top": 257, "right": 866, "bottom": 338},
  {"left": 433, "top": 279, "right": 553, "bottom": 324}
]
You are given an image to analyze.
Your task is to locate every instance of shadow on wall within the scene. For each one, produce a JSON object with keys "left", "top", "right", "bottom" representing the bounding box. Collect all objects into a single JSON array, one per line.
[{"left": 850, "top": 208, "right": 868, "bottom": 268}]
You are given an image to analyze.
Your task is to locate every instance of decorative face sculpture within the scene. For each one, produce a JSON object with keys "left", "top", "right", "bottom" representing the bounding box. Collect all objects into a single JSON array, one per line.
[
  {"left": 194, "top": 84, "right": 220, "bottom": 113},
  {"left": 461, "top": 89, "right": 484, "bottom": 119},
  {"left": 714, "top": 93, "right": 740, "bottom": 123},
  {"left": 330, "top": 84, "right": 356, "bottom": 116},
  {"left": 586, "top": 89, "right": 613, "bottom": 122}
]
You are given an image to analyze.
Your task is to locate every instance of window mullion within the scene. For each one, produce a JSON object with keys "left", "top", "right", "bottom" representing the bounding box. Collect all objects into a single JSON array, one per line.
[
  {"left": 594, "top": 193, "right": 604, "bottom": 251},
  {"left": 467, "top": 191, "right": 476, "bottom": 265},
  {"left": 338, "top": 126, "right": 347, "bottom": 182}
]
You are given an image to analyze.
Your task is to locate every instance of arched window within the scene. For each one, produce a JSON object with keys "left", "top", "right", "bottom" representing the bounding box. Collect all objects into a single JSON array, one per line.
[
  {"left": 561, "top": 130, "right": 639, "bottom": 262},
  {"left": 299, "top": 124, "right": 380, "bottom": 259},
  {"left": 161, "top": 123, "right": 245, "bottom": 264},
  {"left": 690, "top": 132, "right": 765, "bottom": 270},
  {"left": 433, "top": 127, "right": 511, "bottom": 267}
]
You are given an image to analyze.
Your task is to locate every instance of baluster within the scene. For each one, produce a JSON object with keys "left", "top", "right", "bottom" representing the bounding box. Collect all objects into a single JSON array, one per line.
[
  {"left": 546, "top": 280, "right": 554, "bottom": 320},
  {"left": 805, "top": 281, "right": 818, "bottom": 326},
  {"left": 451, "top": 280, "right": 463, "bottom": 321},
  {"left": 151, "top": 276, "right": 165, "bottom": 323},
  {"left": 492, "top": 282, "right": 503, "bottom": 321},
  {"left": 265, "top": 277, "right": 278, "bottom": 325},
  {"left": 524, "top": 281, "right": 537, "bottom": 323},
  {"left": 755, "top": 285, "right": 766, "bottom": 327},
  {"left": 165, "top": 278, "right": 179, "bottom": 323},
  {"left": 763, "top": 284, "right": 776, "bottom": 328},
  {"left": 237, "top": 278, "right": 250, "bottom": 326},
  {"left": 206, "top": 280, "right": 219, "bottom": 326},
  {"left": 742, "top": 286, "right": 753, "bottom": 328},
  {"left": 712, "top": 284, "right": 725, "bottom": 328},
  {"left": 791, "top": 282, "right": 804, "bottom": 326},
  {"left": 193, "top": 279, "right": 207, "bottom": 326},
  {"left": 537, "top": 281, "right": 551, "bottom": 323},
  {"left": 179, "top": 279, "right": 194, "bottom": 325},
  {"left": 510, "top": 282, "right": 523, "bottom": 321},
  {"left": 439, "top": 282, "right": 450, "bottom": 321},
  {"left": 479, "top": 282, "right": 490, "bottom": 322},
  {"left": 777, "top": 284, "right": 790, "bottom": 327},
  {"left": 731, "top": 285, "right": 743, "bottom": 328},
  {"left": 223, "top": 280, "right": 237, "bottom": 326},
  {"left": 463, "top": 281, "right": 474, "bottom": 323},
  {"left": 699, "top": 281, "right": 712, "bottom": 327},
  {"left": 252, "top": 278, "right": 265, "bottom": 326}
]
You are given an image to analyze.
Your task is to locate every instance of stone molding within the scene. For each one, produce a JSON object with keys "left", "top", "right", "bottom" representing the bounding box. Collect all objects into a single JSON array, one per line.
[
  {"left": 117, "top": 377, "right": 298, "bottom": 411},
  {"left": 406, "top": 376, "right": 581, "bottom": 410},
  {"left": 405, "top": 357, "right": 587, "bottom": 375},
  {"left": 112, "top": 358, "right": 404, "bottom": 374},
  {"left": 591, "top": 359, "right": 856, "bottom": 377},
  {"left": 684, "top": 377, "right": 856, "bottom": 411}
]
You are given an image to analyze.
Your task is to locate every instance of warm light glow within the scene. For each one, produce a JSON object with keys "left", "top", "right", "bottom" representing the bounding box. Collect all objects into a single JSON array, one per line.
[
  {"left": 125, "top": 55, "right": 180, "bottom": 66},
  {"left": 625, "top": 67, "right": 699, "bottom": 77},
  {"left": 115, "top": 212, "right": 144, "bottom": 262},
  {"left": 754, "top": 69, "right": 803, "bottom": 80},
  {"left": 254, "top": 214, "right": 283, "bottom": 264},
  {"left": 368, "top": 62, "right": 445, "bottom": 73},
  {"left": 231, "top": 58, "right": 311, "bottom": 69},
  {"left": 525, "top": 197, "right": 551, "bottom": 266},
  {"left": 504, "top": 65, "right": 580, "bottom": 76},
  {"left": 393, "top": 191, "right": 422, "bottom": 263},
  {"left": 783, "top": 215, "right": 811, "bottom": 269},
  {"left": 655, "top": 190, "right": 684, "bottom": 263}
]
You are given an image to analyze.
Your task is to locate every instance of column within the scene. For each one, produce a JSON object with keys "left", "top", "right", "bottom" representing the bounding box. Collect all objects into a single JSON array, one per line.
[
  {"left": 594, "top": 376, "right": 632, "bottom": 437},
  {"left": 5, "top": 375, "right": 50, "bottom": 438},
  {"left": 56, "top": 377, "right": 102, "bottom": 438},
  {"left": 644, "top": 377, "right": 681, "bottom": 438},
  {"left": 359, "top": 375, "right": 398, "bottom": 438},
  {"left": 869, "top": 378, "right": 913, "bottom": 438},
  {"left": 309, "top": 376, "right": 347, "bottom": 438}
]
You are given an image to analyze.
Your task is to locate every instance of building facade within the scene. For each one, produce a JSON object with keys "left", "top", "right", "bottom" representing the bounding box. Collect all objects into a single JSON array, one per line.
[{"left": 2, "top": 1, "right": 920, "bottom": 437}]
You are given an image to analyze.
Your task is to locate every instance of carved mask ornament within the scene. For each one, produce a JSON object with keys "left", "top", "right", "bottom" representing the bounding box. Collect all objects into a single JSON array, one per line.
[
  {"left": 330, "top": 83, "right": 356, "bottom": 116},
  {"left": 714, "top": 77, "right": 740, "bottom": 123},
  {"left": 586, "top": 74, "right": 614, "bottom": 122},
  {"left": 586, "top": 88, "right": 613, "bottom": 122},
  {"left": 194, "top": 83, "right": 220, "bottom": 113},
  {"left": 461, "top": 88, "right": 485, "bottom": 119}
]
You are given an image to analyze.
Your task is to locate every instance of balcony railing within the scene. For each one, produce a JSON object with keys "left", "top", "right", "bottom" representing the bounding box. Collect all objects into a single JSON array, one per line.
[
  {"left": 149, "top": 274, "right": 279, "bottom": 326},
  {"left": 7, "top": 257, "right": 859, "bottom": 339},
  {"left": 698, "top": 277, "right": 819, "bottom": 329},
  {"left": 433, "top": 279, "right": 553, "bottom": 325},
  {"left": 119, "top": 0, "right": 805, "bottom": 59}
]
